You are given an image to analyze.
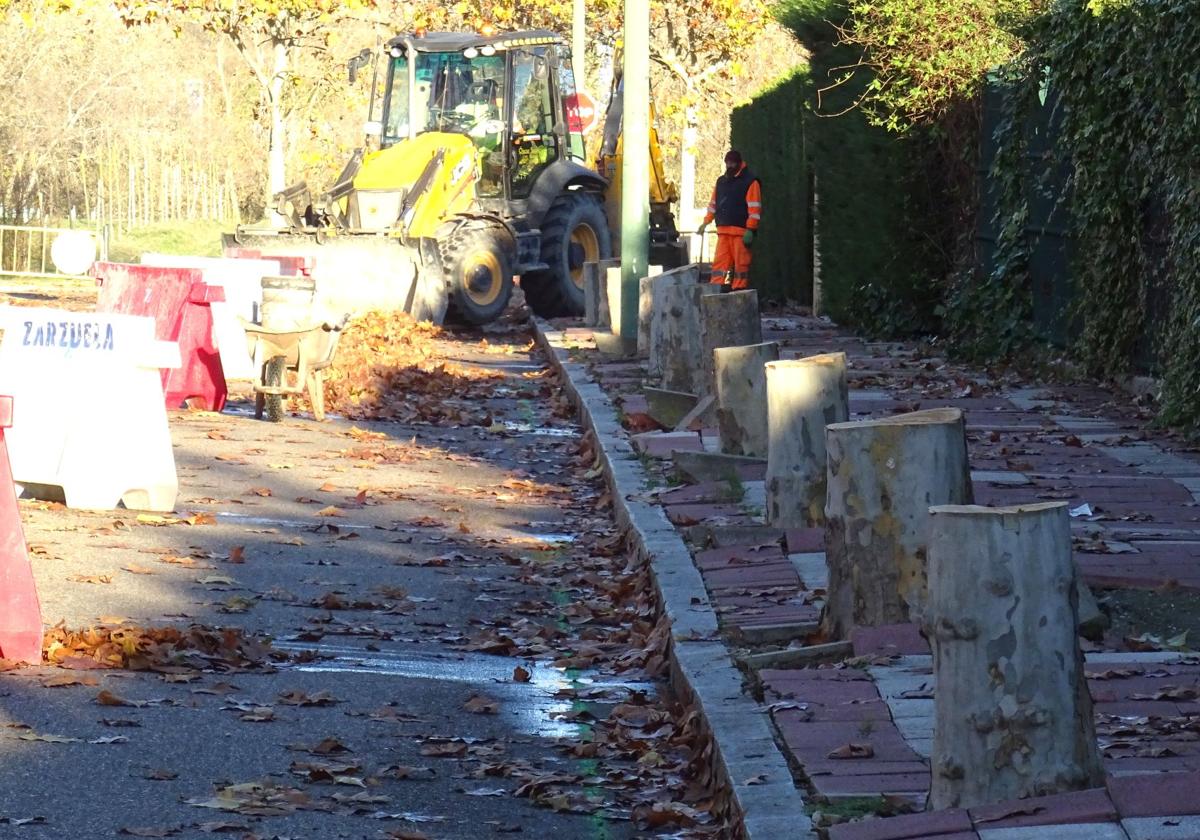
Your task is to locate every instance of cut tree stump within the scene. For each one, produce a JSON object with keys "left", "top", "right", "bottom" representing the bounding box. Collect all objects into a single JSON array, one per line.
[
  {"left": 605, "top": 264, "right": 625, "bottom": 335},
  {"left": 715, "top": 341, "right": 780, "bottom": 457},
  {"left": 925, "top": 502, "right": 1104, "bottom": 810},
  {"left": 651, "top": 275, "right": 720, "bottom": 394},
  {"left": 647, "top": 265, "right": 705, "bottom": 379},
  {"left": 699, "top": 290, "right": 761, "bottom": 398},
  {"left": 764, "top": 352, "right": 847, "bottom": 527},
  {"left": 634, "top": 265, "right": 664, "bottom": 355},
  {"left": 583, "top": 258, "right": 619, "bottom": 328},
  {"left": 824, "top": 407, "right": 972, "bottom": 638}
]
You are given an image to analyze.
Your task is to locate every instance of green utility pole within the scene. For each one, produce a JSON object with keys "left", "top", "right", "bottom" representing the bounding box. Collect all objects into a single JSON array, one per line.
[
  {"left": 619, "top": 0, "right": 649, "bottom": 343},
  {"left": 572, "top": 0, "right": 585, "bottom": 84}
]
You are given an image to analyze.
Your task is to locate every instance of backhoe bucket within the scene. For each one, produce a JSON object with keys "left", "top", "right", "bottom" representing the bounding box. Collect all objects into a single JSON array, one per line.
[{"left": 222, "top": 231, "right": 448, "bottom": 325}]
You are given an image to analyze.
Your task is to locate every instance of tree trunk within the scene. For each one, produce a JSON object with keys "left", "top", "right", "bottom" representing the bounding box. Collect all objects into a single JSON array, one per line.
[
  {"left": 652, "top": 277, "right": 720, "bottom": 393},
  {"left": 267, "top": 39, "right": 288, "bottom": 226},
  {"left": 680, "top": 104, "right": 698, "bottom": 228},
  {"left": 824, "top": 407, "right": 973, "bottom": 638},
  {"left": 699, "top": 289, "right": 761, "bottom": 398},
  {"left": 811, "top": 171, "right": 822, "bottom": 317},
  {"left": 715, "top": 341, "right": 780, "bottom": 457},
  {"left": 925, "top": 502, "right": 1104, "bottom": 810},
  {"left": 764, "top": 352, "right": 848, "bottom": 527}
]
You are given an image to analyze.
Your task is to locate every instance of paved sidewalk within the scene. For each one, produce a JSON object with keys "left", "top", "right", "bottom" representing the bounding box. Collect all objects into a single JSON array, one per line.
[{"left": 545, "top": 310, "right": 1200, "bottom": 838}]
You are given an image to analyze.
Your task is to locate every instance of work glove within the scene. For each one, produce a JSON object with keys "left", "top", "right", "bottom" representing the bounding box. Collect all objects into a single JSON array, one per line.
[
  {"left": 697, "top": 221, "right": 708, "bottom": 237},
  {"left": 743, "top": 230, "right": 755, "bottom": 248}
]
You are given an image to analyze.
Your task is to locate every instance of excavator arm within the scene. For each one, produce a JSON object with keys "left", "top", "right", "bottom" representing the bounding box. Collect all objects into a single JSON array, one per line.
[{"left": 593, "top": 67, "right": 688, "bottom": 268}]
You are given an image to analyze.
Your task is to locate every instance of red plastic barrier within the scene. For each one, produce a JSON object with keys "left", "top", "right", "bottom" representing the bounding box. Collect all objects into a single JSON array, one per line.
[
  {"left": 93, "top": 262, "right": 228, "bottom": 411},
  {"left": 0, "top": 396, "right": 43, "bottom": 664},
  {"left": 224, "top": 246, "right": 313, "bottom": 277}
]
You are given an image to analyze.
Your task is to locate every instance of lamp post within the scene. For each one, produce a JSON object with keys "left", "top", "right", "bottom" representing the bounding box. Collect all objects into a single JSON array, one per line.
[{"left": 619, "top": 0, "right": 649, "bottom": 343}]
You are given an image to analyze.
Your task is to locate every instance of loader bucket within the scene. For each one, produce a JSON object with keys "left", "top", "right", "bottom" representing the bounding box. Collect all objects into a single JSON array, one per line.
[{"left": 222, "top": 231, "right": 449, "bottom": 325}]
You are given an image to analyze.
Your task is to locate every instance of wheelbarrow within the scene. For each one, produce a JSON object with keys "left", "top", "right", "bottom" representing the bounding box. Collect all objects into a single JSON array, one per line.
[{"left": 242, "top": 317, "right": 347, "bottom": 422}]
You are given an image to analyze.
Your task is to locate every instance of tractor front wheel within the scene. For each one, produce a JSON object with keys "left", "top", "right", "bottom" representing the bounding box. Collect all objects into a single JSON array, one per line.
[
  {"left": 441, "top": 225, "right": 515, "bottom": 326},
  {"left": 522, "top": 191, "right": 611, "bottom": 318}
]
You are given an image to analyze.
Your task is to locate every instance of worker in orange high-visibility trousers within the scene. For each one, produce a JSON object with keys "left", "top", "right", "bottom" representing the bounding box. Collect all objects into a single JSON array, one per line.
[{"left": 697, "top": 150, "right": 761, "bottom": 291}]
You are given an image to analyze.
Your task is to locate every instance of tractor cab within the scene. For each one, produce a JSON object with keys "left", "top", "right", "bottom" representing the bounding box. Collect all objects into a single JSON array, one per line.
[{"left": 373, "top": 31, "right": 588, "bottom": 207}]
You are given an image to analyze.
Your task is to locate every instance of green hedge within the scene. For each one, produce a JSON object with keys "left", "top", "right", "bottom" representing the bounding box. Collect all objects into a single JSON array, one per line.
[
  {"left": 730, "top": 74, "right": 810, "bottom": 303},
  {"left": 731, "top": 0, "right": 936, "bottom": 328}
]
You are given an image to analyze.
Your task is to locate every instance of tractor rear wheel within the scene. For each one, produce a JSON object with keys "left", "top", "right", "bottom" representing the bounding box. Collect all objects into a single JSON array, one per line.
[
  {"left": 441, "top": 225, "right": 514, "bottom": 326},
  {"left": 522, "top": 191, "right": 611, "bottom": 318}
]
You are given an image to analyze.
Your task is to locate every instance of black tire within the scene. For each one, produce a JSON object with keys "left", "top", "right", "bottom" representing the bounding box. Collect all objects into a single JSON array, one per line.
[
  {"left": 522, "top": 191, "right": 611, "bottom": 318},
  {"left": 264, "top": 356, "right": 286, "bottom": 423},
  {"left": 441, "top": 225, "right": 514, "bottom": 326}
]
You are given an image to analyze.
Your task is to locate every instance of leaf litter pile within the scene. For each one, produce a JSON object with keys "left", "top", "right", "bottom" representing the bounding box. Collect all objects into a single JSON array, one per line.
[
  {"left": 308, "top": 311, "right": 546, "bottom": 426},
  {"left": 35, "top": 624, "right": 282, "bottom": 673}
]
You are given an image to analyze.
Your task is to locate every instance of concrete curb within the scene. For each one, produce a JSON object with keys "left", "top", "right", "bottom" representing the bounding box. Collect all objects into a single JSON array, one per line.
[{"left": 533, "top": 319, "right": 813, "bottom": 840}]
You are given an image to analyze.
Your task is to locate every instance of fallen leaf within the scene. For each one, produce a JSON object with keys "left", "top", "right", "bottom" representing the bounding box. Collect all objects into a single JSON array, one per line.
[
  {"left": 464, "top": 787, "right": 507, "bottom": 797},
  {"left": 118, "top": 827, "right": 179, "bottom": 837},
  {"left": 198, "top": 575, "right": 237, "bottom": 586},
  {"left": 463, "top": 694, "right": 499, "bottom": 715},
  {"left": 827, "top": 742, "right": 875, "bottom": 759},
  {"left": 316, "top": 506, "right": 345, "bottom": 517},
  {"left": 68, "top": 573, "right": 113, "bottom": 585},
  {"left": 41, "top": 674, "right": 99, "bottom": 688},
  {"left": 95, "top": 690, "right": 135, "bottom": 707},
  {"left": 227, "top": 546, "right": 246, "bottom": 564},
  {"left": 196, "top": 822, "right": 250, "bottom": 833},
  {"left": 310, "top": 737, "right": 350, "bottom": 755},
  {"left": 383, "top": 764, "right": 436, "bottom": 781},
  {"left": 420, "top": 740, "right": 467, "bottom": 757},
  {"left": 17, "top": 733, "right": 80, "bottom": 743},
  {"left": 278, "top": 689, "right": 339, "bottom": 707}
]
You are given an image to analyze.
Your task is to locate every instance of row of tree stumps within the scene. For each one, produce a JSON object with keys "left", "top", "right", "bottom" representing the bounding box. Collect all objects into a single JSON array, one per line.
[{"left": 629, "top": 265, "right": 1104, "bottom": 811}]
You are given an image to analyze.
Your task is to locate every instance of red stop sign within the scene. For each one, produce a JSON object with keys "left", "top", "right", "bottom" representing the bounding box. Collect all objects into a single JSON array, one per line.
[{"left": 564, "top": 91, "right": 599, "bottom": 135}]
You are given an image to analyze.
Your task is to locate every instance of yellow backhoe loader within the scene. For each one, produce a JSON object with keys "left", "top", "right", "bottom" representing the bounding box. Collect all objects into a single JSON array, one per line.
[{"left": 225, "top": 29, "right": 687, "bottom": 326}]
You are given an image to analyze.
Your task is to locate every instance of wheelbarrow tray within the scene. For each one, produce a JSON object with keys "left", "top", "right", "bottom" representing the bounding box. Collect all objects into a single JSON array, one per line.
[{"left": 240, "top": 318, "right": 346, "bottom": 420}]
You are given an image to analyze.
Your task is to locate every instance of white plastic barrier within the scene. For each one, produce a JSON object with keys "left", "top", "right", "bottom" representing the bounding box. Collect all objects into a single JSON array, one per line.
[
  {"left": 139, "top": 254, "right": 280, "bottom": 381},
  {"left": 0, "top": 307, "right": 181, "bottom": 511}
]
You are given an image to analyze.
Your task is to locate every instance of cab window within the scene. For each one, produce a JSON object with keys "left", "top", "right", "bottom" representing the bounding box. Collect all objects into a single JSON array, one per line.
[{"left": 509, "top": 48, "right": 558, "bottom": 198}]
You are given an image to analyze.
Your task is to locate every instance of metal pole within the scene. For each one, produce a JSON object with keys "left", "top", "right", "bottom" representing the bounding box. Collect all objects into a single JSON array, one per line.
[
  {"left": 619, "top": 0, "right": 649, "bottom": 342},
  {"left": 812, "top": 171, "right": 822, "bottom": 317},
  {"left": 572, "top": 0, "right": 586, "bottom": 85}
]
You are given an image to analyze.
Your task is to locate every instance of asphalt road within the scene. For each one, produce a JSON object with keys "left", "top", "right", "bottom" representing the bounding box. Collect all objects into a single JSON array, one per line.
[{"left": 0, "top": 322, "right": 708, "bottom": 839}]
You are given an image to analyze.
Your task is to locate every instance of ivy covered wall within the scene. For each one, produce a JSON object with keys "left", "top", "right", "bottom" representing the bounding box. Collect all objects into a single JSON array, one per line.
[
  {"left": 982, "top": 1, "right": 1200, "bottom": 423},
  {"left": 732, "top": 0, "right": 941, "bottom": 326}
]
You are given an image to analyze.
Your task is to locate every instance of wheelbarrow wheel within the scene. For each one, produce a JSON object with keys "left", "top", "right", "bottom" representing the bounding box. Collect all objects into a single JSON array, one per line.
[{"left": 264, "top": 356, "right": 286, "bottom": 423}]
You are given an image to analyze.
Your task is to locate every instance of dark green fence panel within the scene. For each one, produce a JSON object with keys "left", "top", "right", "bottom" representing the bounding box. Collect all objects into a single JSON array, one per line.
[{"left": 730, "top": 72, "right": 811, "bottom": 304}]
